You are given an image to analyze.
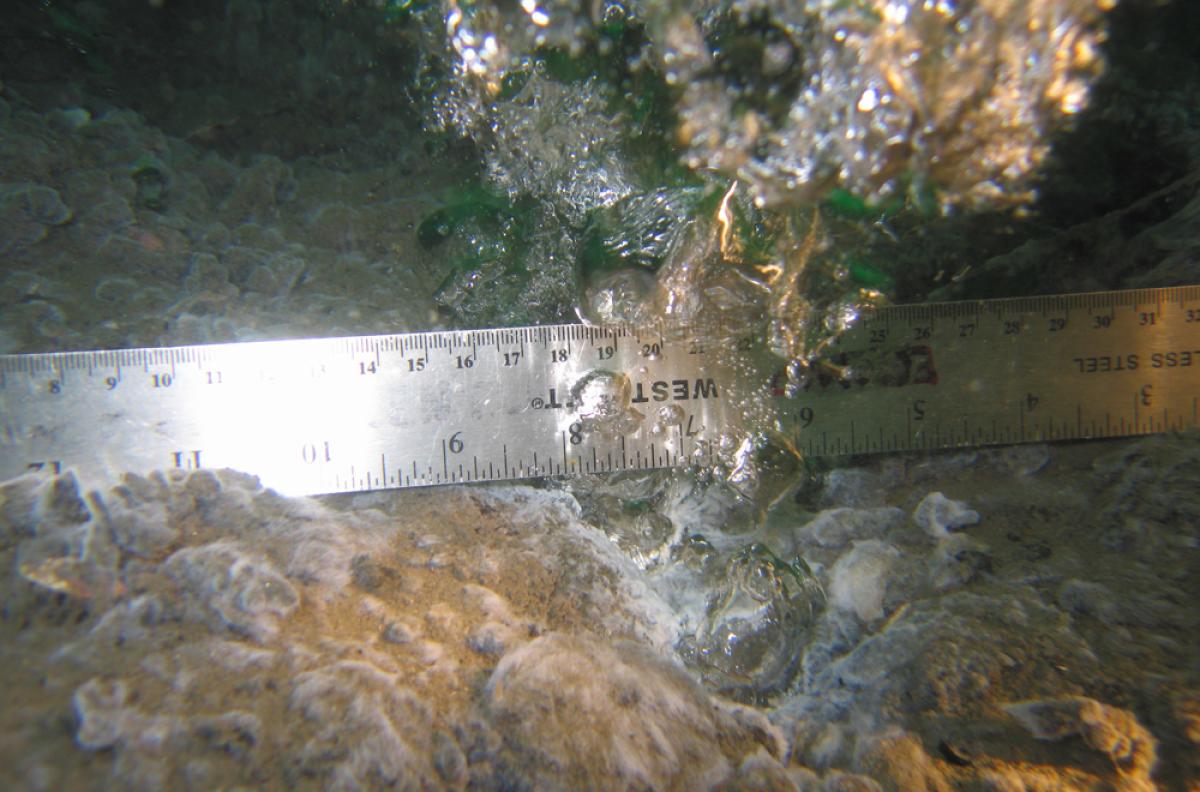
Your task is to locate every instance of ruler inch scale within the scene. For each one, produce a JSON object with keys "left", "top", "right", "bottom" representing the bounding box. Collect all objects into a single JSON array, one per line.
[
  {"left": 1, "top": 285, "right": 1197, "bottom": 497},
  {"left": 783, "top": 284, "right": 1200, "bottom": 459}
]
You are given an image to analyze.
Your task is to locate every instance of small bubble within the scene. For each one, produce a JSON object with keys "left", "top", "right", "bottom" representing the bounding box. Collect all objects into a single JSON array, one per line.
[
  {"left": 570, "top": 370, "right": 637, "bottom": 438},
  {"left": 658, "top": 404, "right": 685, "bottom": 423},
  {"left": 650, "top": 404, "right": 686, "bottom": 435},
  {"left": 857, "top": 87, "right": 879, "bottom": 113},
  {"left": 568, "top": 369, "right": 628, "bottom": 420}
]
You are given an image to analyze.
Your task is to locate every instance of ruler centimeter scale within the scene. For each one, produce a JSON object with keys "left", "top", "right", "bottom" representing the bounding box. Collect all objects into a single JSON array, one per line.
[{"left": 0, "top": 285, "right": 1197, "bottom": 497}]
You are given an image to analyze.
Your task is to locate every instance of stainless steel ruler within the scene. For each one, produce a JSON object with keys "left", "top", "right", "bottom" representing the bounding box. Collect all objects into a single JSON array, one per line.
[{"left": 1, "top": 285, "right": 1197, "bottom": 496}]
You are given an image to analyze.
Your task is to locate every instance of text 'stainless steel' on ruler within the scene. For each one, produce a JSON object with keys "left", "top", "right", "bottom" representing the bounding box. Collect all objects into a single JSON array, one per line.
[{"left": 0, "top": 285, "right": 1197, "bottom": 497}]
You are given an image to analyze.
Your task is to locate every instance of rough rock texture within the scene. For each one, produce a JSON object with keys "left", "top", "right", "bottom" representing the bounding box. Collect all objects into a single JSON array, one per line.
[
  {"left": 2, "top": 435, "right": 1197, "bottom": 789},
  {"left": 0, "top": 81, "right": 441, "bottom": 355},
  {"left": 773, "top": 439, "right": 1199, "bottom": 790},
  {"left": 0, "top": 470, "right": 767, "bottom": 789},
  {"left": 484, "top": 633, "right": 786, "bottom": 790}
]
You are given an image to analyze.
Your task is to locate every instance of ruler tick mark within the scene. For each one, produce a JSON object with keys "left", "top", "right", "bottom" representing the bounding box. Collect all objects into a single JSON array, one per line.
[{"left": 2, "top": 287, "right": 1197, "bottom": 495}]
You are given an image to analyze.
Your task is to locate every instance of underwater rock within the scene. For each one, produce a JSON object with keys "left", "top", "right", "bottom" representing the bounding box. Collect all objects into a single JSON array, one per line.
[
  {"left": 72, "top": 674, "right": 267, "bottom": 789},
  {"left": 73, "top": 677, "right": 139, "bottom": 751},
  {"left": 307, "top": 202, "right": 362, "bottom": 253},
  {"left": 0, "top": 93, "right": 443, "bottom": 353},
  {"left": 912, "top": 492, "right": 981, "bottom": 539},
  {"left": 814, "top": 772, "right": 883, "bottom": 792},
  {"left": 71, "top": 677, "right": 176, "bottom": 788},
  {"left": 1172, "top": 690, "right": 1200, "bottom": 747},
  {"left": 73, "top": 194, "right": 137, "bottom": 243},
  {"left": 795, "top": 508, "right": 905, "bottom": 550},
  {"left": 10, "top": 473, "right": 122, "bottom": 604},
  {"left": 815, "top": 467, "right": 905, "bottom": 509},
  {"left": 288, "top": 660, "right": 439, "bottom": 790},
  {"left": 130, "top": 155, "right": 171, "bottom": 211},
  {"left": 79, "top": 110, "right": 169, "bottom": 169},
  {"left": 483, "top": 632, "right": 787, "bottom": 790},
  {"left": 182, "top": 252, "right": 237, "bottom": 296},
  {"left": 985, "top": 445, "right": 1052, "bottom": 477},
  {"left": 1, "top": 437, "right": 1196, "bottom": 790},
  {"left": 925, "top": 533, "right": 994, "bottom": 593},
  {"left": 163, "top": 541, "right": 299, "bottom": 642},
  {"left": 95, "top": 486, "right": 178, "bottom": 559},
  {"left": 0, "top": 182, "right": 72, "bottom": 255},
  {"left": 0, "top": 470, "right": 715, "bottom": 786},
  {"left": 827, "top": 540, "right": 900, "bottom": 624},
  {"left": 241, "top": 250, "right": 307, "bottom": 295},
  {"left": 1093, "top": 434, "right": 1200, "bottom": 560},
  {"left": 851, "top": 731, "right": 950, "bottom": 792},
  {"left": 1056, "top": 578, "right": 1126, "bottom": 626},
  {"left": 796, "top": 586, "right": 1102, "bottom": 732},
  {"left": 1004, "top": 697, "right": 1158, "bottom": 790},
  {"left": 220, "top": 155, "right": 296, "bottom": 225},
  {"left": 722, "top": 748, "right": 805, "bottom": 791}
]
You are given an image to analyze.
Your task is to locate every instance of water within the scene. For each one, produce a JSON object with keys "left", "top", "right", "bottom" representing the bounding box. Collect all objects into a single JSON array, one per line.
[{"left": 2, "top": 0, "right": 1199, "bottom": 788}]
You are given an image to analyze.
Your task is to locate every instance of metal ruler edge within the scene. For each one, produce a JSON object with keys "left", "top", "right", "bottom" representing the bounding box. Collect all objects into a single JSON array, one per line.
[{"left": 1, "top": 284, "right": 1197, "bottom": 496}]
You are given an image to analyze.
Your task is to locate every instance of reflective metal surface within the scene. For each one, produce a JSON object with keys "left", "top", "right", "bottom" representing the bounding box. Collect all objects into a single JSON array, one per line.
[{"left": 1, "top": 286, "right": 1197, "bottom": 496}]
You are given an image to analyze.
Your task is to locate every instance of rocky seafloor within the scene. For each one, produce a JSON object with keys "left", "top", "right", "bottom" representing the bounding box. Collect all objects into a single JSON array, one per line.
[
  {"left": 4, "top": 437, "right": 1198, "bottom": 790},
  {"left": 2, "top": 0, "right": 1200, "bottom": 789}
]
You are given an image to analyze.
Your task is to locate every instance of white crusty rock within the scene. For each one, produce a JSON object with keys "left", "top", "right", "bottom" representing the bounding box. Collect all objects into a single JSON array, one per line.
[
  {"left": 1004, "top": 697, "right": 1158, "bottom": 791},
  {"left": 484, "top": 632, "right": 787, "bottom": 790},
  {"left": 827, "top": 540, "right": 901, "bottom": 623},
  {"left": 913, "top": 492, "right": 981, "bottom": 539}
]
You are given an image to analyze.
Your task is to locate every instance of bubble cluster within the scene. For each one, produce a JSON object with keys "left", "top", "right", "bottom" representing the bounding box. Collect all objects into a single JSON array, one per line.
[
  {"left": 664, "top": 0, "right": 1112, "bottom": 210},
  {"left": 683, "top": 542, "right": 826, "bottom": 703},
  {"left": 416, "top": 0, "right": 1110, "bottom": 215},
  {"left": 569, "top": 369, "right": 643, "bottom": 437},
  {"left": 443, "top": 0, "right": 597, "bottom": 92},
  {"left": 400, "top": 0, "right": 1112, "bottom": 397},
  {"left": 396, "top": 0, "right": 1111, "bottom": 526}
]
